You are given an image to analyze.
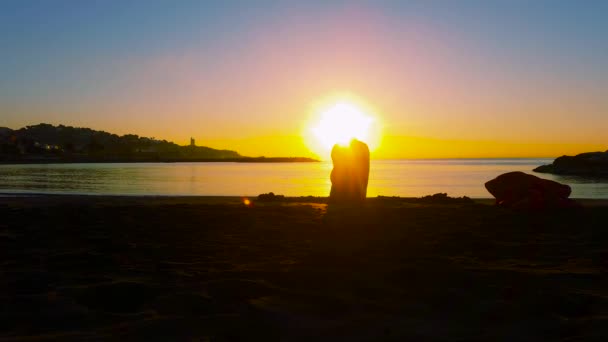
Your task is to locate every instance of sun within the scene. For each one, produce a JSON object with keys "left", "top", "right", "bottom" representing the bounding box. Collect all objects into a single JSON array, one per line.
[{"left": 304, "top": 99, "right": 381, "bottom": 158}]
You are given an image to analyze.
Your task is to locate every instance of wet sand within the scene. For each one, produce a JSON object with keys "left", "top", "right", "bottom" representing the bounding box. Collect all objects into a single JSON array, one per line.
[{"left": 1, "top": 195, "right": 607, "bottom": 341}]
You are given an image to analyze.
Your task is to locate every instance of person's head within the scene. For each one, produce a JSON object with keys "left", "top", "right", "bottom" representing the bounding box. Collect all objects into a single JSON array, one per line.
[{"left": 331, "top": 144, "right": 348, "bottom": 162}]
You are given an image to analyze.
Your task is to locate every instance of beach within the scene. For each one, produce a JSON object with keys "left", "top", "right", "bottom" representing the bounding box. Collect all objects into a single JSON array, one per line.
[{"left": 1, "top": 195, "right": 607, "bottom": 341}]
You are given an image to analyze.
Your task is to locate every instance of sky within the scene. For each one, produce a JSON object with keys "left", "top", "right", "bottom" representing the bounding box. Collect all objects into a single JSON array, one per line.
[{"left": 1, "top": 0, "right": 607, "bottom": 158}]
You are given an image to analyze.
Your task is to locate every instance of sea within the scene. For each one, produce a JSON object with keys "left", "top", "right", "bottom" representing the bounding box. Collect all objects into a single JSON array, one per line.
[{"left": 1, "top": 159, "right": 608, "bottom": 198}]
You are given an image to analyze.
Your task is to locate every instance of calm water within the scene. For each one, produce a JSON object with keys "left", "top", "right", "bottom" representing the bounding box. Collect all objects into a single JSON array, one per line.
[{"left": 1, "top": 159, "right": 608, "bottom": 198}]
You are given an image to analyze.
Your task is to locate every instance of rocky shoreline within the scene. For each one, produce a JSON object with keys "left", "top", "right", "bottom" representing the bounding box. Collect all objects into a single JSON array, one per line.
[{"left": 534, "top": 150, "right": 608, "bottom": 176}]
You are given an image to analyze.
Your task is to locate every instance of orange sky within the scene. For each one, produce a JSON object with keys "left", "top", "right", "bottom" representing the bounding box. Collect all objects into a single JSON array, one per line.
[{"left": 2, "top": 2, "right": 607, "bottom": 159}]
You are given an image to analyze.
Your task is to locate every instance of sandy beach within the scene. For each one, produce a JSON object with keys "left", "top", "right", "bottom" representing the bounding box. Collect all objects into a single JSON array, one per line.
[{"left": 1, "top": 195, "right": 607, "bottom": 341}]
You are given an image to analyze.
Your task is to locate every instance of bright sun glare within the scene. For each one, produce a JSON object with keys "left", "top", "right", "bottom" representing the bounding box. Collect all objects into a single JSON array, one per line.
[{"left": 311, "top": 102, "right": 374, "bottom": 150}]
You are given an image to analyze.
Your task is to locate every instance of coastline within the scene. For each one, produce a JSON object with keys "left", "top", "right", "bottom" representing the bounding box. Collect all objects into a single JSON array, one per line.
[{"left": 0, "top": 156, "right": 320, "bottom": 165}]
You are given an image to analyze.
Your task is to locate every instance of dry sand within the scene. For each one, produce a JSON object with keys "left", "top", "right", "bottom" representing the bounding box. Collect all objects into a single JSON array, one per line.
[{"left": 1, "top": 195, "right": 607, "bottom": 341}]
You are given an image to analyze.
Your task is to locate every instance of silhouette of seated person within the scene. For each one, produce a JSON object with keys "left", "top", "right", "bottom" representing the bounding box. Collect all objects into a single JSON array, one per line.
[{"left": 329, "top": 138, "right": 370, "bottom": 204}]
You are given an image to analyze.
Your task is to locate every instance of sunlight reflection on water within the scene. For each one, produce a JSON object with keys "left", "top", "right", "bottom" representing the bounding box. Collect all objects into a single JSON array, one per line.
[{"left": 1, "top": 159, "right": 607, "bottom": 198}]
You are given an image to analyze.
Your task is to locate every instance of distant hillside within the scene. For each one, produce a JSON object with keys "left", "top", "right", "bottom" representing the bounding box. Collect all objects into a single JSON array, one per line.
[
  {"left": 0, "top": 123, "right": 241, "bottom": 162},
  {"left": 534, "top": 150, "right": 608, "bottom": 176}
]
